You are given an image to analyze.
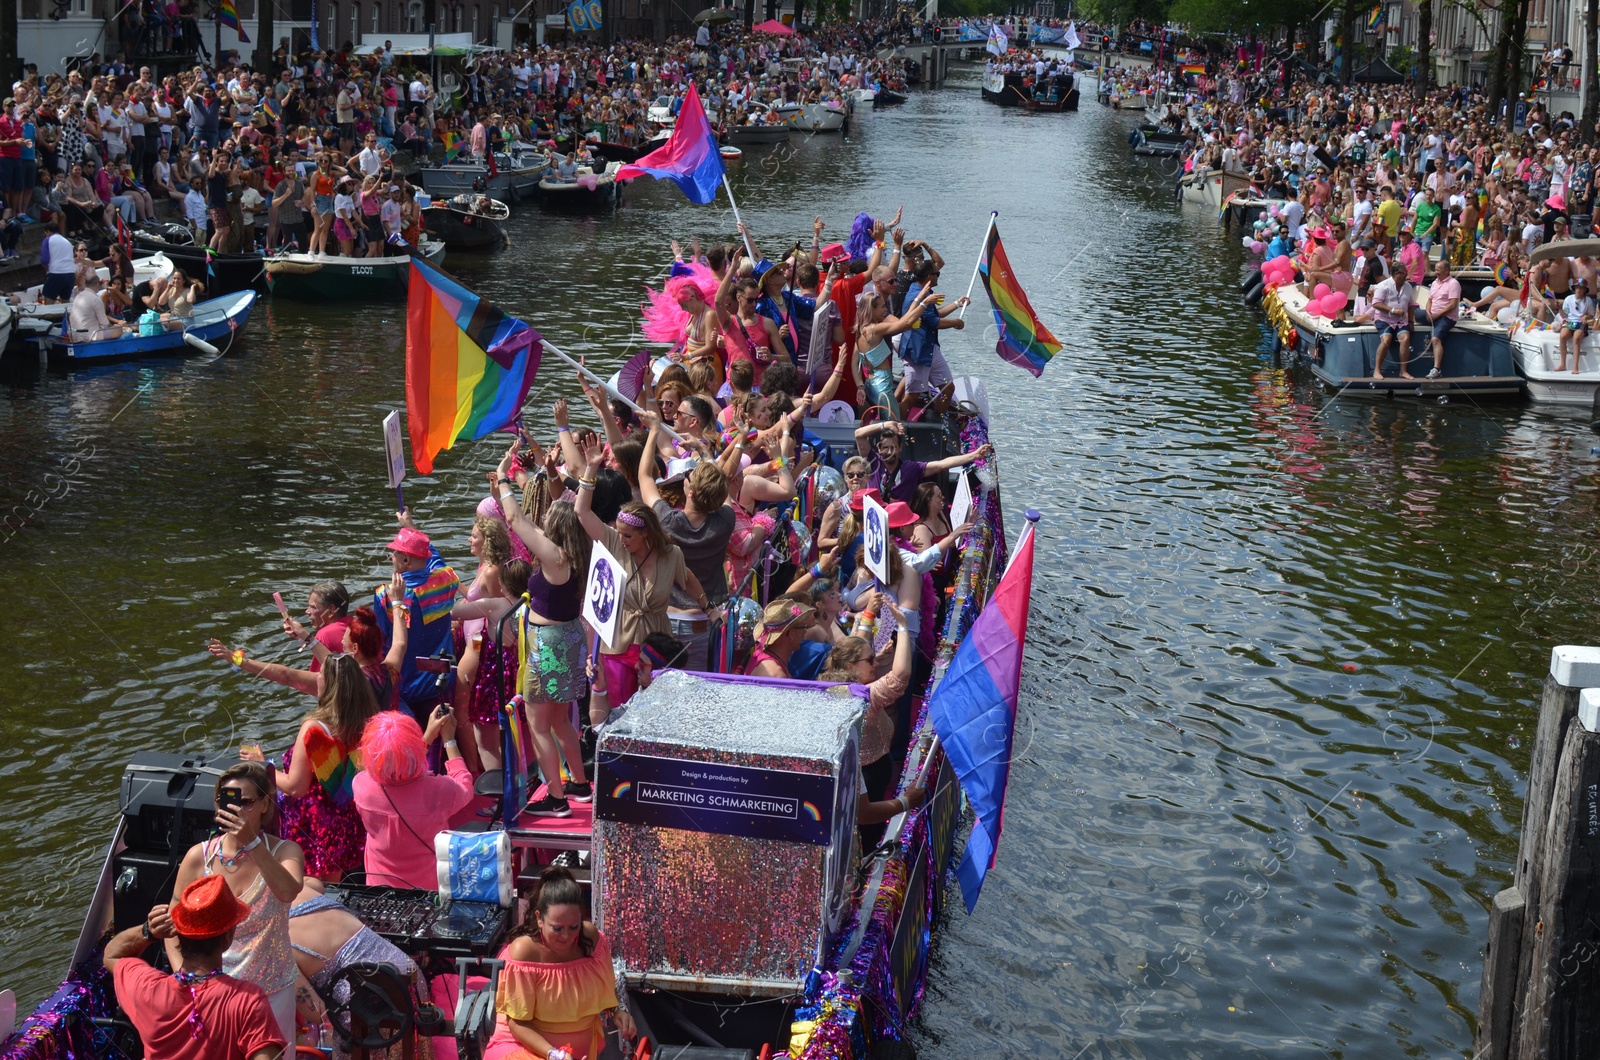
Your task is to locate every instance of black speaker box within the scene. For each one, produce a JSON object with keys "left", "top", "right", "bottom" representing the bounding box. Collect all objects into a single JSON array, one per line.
[
  {"left": 112, "top": 848, "right": 180, "bottom": 933},
  {"left": 119, "top": 753, "right": 228, "bottom": 855}
]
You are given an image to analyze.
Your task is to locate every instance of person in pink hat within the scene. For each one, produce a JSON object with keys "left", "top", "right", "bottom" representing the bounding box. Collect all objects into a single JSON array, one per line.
[
  {"left": 373, "top": 512, "right": 461, "bottom": 748},
  {"left": 104, "top": 876, "right": 285, "bottom": 1060}
]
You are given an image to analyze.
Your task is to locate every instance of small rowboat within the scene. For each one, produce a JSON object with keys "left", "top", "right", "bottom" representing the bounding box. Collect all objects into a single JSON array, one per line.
[
  {"left": 424, "top": 194, "right": 510, "bottom": 251},
  {"left": 41, "top": 289, "right": 257, "bottom": 366},
  {"left": 719, "top": 145, "right": 743, "bottom": 162},
  {"left": 10, "top": 253, "right": 175, "bottom": 325}
]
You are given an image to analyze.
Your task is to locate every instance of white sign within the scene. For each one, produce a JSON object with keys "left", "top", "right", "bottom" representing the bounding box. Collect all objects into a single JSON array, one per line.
[
  {"left": 383, "top": 410, "right": 407, "bottom": 489},
  {"left": 582, "top": 538, "right": 629, "bottom": 650},
  {"left": 862, "top": 492, "right": 890, "bottom": 585},
  {"left": 949, "top": 472, "right": 974, "bottom": 530}
]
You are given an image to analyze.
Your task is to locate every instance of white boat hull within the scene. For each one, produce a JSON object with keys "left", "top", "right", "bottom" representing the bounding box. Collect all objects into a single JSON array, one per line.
[
  {"left": 1177, "top": 170, "right": 1222, "bottom": 206},
  {"left": 1509, "top": 322, "right": 1600, "bottom": 405}
]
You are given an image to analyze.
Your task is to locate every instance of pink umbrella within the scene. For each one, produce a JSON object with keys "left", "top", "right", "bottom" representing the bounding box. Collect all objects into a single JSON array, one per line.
[{"left": 752, "top": 19, "right": 794, "bottom": 34}]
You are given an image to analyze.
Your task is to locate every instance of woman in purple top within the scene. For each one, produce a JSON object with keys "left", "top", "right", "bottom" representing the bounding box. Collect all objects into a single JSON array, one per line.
[{"left": 489, "top": 449, "right": 595, "bottom": 819}]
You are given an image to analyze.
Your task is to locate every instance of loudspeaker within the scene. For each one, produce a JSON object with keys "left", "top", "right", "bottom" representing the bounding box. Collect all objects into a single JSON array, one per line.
[{"left": 119, "top": 753, "right": 228, "bottom": 856}]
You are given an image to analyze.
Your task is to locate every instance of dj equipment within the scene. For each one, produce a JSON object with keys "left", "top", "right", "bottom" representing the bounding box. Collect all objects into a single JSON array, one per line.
[
  {"left": 324, "top": 883, "right": 510, "bottom": 960},
  {"left": 113, "top": 753, "right": 229, "bottom": 932}
]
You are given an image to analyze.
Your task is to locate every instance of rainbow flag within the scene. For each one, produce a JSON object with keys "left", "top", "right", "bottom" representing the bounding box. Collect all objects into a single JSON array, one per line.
[
  {"left": 303, "top": 725, "right": 358, "bottom": 807},
  {"left": 219, "top": 0, "right": 250, "bottom": 41},
  {"left": 930, "top": 511, "right": 1037, "bottom": 912},
  {"left": 442, "top": 129, "right": 463, "bottom": 161},
  {"left": 977, "top": 221, "right": 1061, "bottom": 377},
  {"left": 405, "top": 258, "right": 543, "bottom": 475},
  {"left": 1366, "top": 4, "right": 1384, "bottom": 30},
  {"left": 1181, "top": 61, "right": 1206, "bottom": 76}
]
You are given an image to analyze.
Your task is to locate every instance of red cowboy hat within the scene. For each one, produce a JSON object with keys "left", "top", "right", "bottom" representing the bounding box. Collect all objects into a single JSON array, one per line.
[
  {"left": 170, "top": 875, "right": 250, "bottom": 940},
  {"left": 847, "top": 486, "right": 884, "bottom": 512},
  {"left": 385, "top": 527, "right": 432, "bottom": 558}
]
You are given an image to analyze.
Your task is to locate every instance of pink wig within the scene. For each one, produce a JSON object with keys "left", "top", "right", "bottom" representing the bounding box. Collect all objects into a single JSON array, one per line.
[
  {"left": 360, "top": 710, "right": 429, "bottom": 786},
  {"left": 641, "top": 262, "right": 719, "bottom": 345}
]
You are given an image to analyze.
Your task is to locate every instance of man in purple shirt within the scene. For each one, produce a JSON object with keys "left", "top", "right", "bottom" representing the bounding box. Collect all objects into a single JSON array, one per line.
[{"left": 854, "top": 420, "right": 993, "bottom": 503}]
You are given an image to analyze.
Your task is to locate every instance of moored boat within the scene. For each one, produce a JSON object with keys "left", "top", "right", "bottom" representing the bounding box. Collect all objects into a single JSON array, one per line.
[
  {"left": 1177, "top": 167, "right": 1253, "bottom": 207},
  {"left": 873, "top": 88, "right": 908, "bottom": 106},
  {"left": 416, "top": 150, "right": 545, "bottom": 204},
  {"left": 130, "top": 227, "right": 266, "bottom": 293},
  {"left": 264, "top": 240, "right": 447, "bottom": 300},
  {"left": 773, "top": 101, "right": 848, "bottom": 132},
  {"left": 539, "top": 162, "right": 625, "bottom": 212},
  {"left": 41, "top": 289, "right": 256, "bottom": 366},
  {"left": 423, "top": 194, "right": 510, "bottom": 251},
  {"left": 719, "top": 145, "right": 743, "bottom": 163},
  {"left": 1508, "top": 316, "right": 1600, "bottom": 405},
  {"left": 1263, "top": 281, "right": 1522, "bottom": 398},
  {"left": 723, "top": 121, "right": 792, "bottom": 145}
]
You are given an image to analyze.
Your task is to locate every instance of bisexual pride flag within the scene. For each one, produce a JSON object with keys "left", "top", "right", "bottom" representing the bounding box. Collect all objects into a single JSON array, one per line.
[
  {"left": 616, "top": 82, "right": 725, "bottom": 205},
  {"left": 930, "top": 511, "right": 1038, "bottom": 912},
  {"left": 978, "top": 220, "right": 1062, "bottom": 377},
  {"left": 405, "top": 258, "right": 542, "bottom": 475}
]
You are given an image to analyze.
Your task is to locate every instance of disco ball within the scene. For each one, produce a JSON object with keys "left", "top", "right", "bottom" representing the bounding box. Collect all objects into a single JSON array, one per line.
[{"left": 813, "top": 466, "right": 847, "bottom": 511}]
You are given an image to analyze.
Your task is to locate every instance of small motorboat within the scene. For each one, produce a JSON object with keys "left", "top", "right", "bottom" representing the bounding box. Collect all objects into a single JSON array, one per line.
[
  {"left": 264, "top": 239, "right": 447, "bottom": 300},
  {"left": 1176, "top": 167, "right": 1254, "bottom": 208},
  {"left": 853, "top": 87, "right": 877, "bottom": 107},
  {"left": 719, "top": 145, "right": 743, "bottom": 163},
  {"left": 874, "top": 88, "right": 908, "bottom": 106},
  {"left": 11, "top": 253, "right": 175, "bottom": 326},
  {"left": 586, "top": 138, "right": 662, "bottom": 165},
  {"left": 416, "top": 150, "right": 544, "bottom": 204},
  {"left": 539, "top": 162, "right": 624, "bottom": 212},
  {"left": 772, "top": 101, "right": 848, "bottom": 133},
  {"left": 41, "top": 289, "right": 256, "bottom": 366},
  {"left": 424, "top": 194, "right": 510, "bottom": 251},
  {"left": 1262, "top": 282, "right": 1522, "bottom": 399},
  {"left": 723, "top": 121, "right": 792, "bottom": 145},
  {"left": 132, "top": 224, "right": 266, "bottom": 293}
]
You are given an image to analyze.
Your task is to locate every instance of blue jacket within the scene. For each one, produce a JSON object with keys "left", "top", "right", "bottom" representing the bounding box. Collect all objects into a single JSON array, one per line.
[
  {"left": 374, "top": 546, "right": 459, "bottom": 705},
  {"left": 898, "top": 281, "right": 942, "bottom": 368}
]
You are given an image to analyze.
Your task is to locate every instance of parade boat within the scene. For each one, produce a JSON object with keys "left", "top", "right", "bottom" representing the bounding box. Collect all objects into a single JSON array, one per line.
[
  {"left": 1024, "top": 74, "right": 1079, "bottom": 111},
  {"left": 0, "top": 405, "right": 1022, "bottom": 1060},
  {"left": 130, "top": 224, "right": 267, "bottom": 293},
  {"left": 981, "top": 68, "right": 1033, "bottom": 106},
  {"left": 39, "top": 289, "right": 256, "bottom": 367},
  {"left": 424, "top": 194, "right": 511, "bottom": 251},
  {"left": 538, "top": 162, "right": 625, "bottom": 212},
  {"left": 263, "top": 240, "right": 447, "bottom": 300},
  {"left": 1262, "top": 281, "right": 1522, "bottom": 398}
]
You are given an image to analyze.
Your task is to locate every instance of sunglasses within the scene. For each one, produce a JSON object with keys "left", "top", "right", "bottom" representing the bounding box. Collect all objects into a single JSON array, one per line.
[{"left": 844, "top": 470, "right": 867, "bottom": 480}]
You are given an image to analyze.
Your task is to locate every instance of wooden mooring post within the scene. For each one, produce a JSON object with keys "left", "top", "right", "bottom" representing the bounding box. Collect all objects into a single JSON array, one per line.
[{"left": 1476, "top": 646, "right": 1600, "bottom": 1060}]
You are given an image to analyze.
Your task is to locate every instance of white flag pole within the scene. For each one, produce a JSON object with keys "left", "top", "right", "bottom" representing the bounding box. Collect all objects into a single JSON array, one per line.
[
  {"left": 960, "top": 211, "right": 998, "bottom": 320},
  {"left": 542, "top": 338, "right": 685, "bottom": 443},
  {"left": 722, "top": 174, "right": 758, "bottom": 260}
]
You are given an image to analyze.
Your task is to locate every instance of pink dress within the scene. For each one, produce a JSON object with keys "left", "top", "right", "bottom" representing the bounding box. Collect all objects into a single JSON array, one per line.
[{"left": 351, "top": 758, "right": 475, "bottom": 889}]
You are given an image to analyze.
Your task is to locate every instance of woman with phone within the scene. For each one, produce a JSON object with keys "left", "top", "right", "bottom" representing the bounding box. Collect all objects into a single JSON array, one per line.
[{"left": 168, "top": 761, "right": 306, "bottom": 1048}]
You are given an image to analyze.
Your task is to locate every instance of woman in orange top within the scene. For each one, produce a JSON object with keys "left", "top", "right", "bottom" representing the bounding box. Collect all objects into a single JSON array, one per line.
[{"left": 485, "top": 867, "right": 635, "bottom": 1060}]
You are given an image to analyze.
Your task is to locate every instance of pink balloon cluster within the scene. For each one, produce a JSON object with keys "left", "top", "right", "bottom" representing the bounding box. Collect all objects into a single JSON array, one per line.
[
  {"left": 1260, "top": 255, "right": 1297, "bottom": 290},
  {"left": 1306, "top": 284, "right": 1349, "bottom": 318}
]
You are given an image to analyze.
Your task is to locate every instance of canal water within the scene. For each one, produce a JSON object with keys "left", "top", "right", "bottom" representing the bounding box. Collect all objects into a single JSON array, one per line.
[{"left": 0, "top": 60, "right": 1594, "bottom": 1057}]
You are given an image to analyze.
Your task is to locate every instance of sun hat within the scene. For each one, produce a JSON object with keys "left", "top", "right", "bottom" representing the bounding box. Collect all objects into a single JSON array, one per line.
[
  {"left": 1547, "top": 193, "right": 1567, "bottom": 210},
  {"left": 758, "top": 599, "right": 816, "bottom": 643},
  {"left": 385, "top": 527, "right": 431, "bottom": 557},
  {"left": 818, "top": 242, "right": 848, "bottom": 264},
  {"left": 170, "top": 875, "right": 250, "bottom": 939}
]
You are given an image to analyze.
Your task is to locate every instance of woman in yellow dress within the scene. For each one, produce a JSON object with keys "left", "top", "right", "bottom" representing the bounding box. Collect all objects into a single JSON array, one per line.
[{"left": 485, "top": 867, "right": 635, "bottom": 1060}]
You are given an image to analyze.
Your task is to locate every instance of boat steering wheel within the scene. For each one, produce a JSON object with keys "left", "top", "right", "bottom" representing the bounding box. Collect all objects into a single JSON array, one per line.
[{"left": 325, "top": 965, "right": 414, "bottom": 1049}]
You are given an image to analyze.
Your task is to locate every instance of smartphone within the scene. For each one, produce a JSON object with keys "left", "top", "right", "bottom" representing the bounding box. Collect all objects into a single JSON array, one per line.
[
  {"left": 272, "top": 591, "right": 289, "bottom": 619},
  {"left": 218, "top": 788, "right": 245, "bottom": 813}
]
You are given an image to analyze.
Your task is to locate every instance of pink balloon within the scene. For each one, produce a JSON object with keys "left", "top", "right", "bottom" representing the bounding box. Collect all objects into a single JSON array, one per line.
[
  {"left": 1328, "top": 291, "right": 1349, "bottom": 312},
  {"left": 1314, "top": 283, "right": 1331, "bottom": 299},
  {"left": 1250, "top": 240, "right": 1265, "bottom": 253}
]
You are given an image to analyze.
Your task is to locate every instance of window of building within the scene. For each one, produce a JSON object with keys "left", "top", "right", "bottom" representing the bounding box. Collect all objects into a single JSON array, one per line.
[{"left": 407, "top": 0, "right": 422, "bottom": 31}]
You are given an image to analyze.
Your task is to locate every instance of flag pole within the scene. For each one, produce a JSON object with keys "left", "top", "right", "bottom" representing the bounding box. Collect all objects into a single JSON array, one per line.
[
  {"left": 960, "top": 211, "right": 998, "bottom": 320},
  {"left": 722, "top": 174, "right": 758, "bottom": 260},
  {"left": 542, "top": 338, "right": 685, "bottom": 442}
]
